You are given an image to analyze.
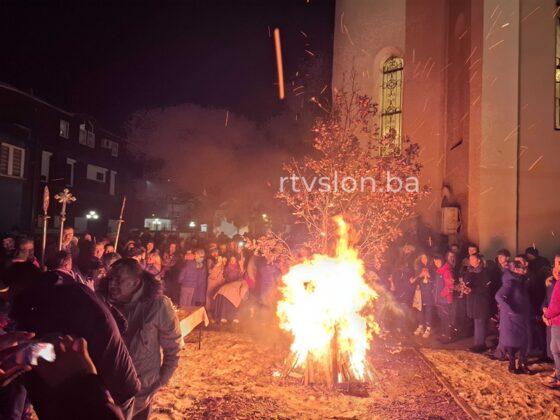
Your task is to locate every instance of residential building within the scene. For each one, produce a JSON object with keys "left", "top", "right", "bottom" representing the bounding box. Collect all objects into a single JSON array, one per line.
[{"left": 0, "top": 82, "right": 142, "bottom": 235}]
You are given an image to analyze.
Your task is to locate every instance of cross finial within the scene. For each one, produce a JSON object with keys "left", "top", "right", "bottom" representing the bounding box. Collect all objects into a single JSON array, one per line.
[{"left": 54, "top": 188, "right": 77, "bottom": 205}]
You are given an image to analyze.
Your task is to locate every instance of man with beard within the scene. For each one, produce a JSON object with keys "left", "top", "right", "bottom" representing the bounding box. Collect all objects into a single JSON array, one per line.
[{"left": 99, "top": 258, "right": 181, "bottom": 420}]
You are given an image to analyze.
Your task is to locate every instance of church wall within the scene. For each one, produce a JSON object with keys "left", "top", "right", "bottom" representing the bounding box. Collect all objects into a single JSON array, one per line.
[
  {"left": 518, "top": 0, "right": 560, "bottom": 257},
  {"left": 444, "top": 0, "right": 480, "bottom": 243},
  {"left": 332, "top": 0, "right": 406, "bottom": 101},
  {"left": 403, "top": 0, "right": 448, "bottom": 232},
  {"left": 463, "top": 0, "right": 520, "bottom": 257}
]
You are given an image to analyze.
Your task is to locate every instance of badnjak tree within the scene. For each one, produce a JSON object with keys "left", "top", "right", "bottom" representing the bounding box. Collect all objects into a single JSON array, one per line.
[{"left": 277, "top": 73, "right": 428, "bottom": 263}]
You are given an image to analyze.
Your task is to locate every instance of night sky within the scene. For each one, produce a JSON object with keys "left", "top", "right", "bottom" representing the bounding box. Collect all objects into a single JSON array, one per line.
[{"left": 0, "top": 0, "right": 335, "bottom": 131}]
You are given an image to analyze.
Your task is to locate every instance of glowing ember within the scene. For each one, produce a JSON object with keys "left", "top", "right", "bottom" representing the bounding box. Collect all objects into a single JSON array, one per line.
[
  {"left": 277, "top": 216, "right": 379, "bottom": 381},
  {"left": 273, "top": 27, "right": 285, "bottom": 100}
]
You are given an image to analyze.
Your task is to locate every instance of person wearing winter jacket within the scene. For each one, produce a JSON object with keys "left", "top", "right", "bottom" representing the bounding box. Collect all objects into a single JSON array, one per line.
[
  {"left": 496, "top": 256, "right": 532, "bottom": 374},
  {"left": 412, "top": 254, "right": 434, "bottom": 338},
  {"left": 543, "top": 254, "right": 560, "bottom": 388},
  {"left": 434, "top": 254, "right": 455, "bottom": 342},
  {"left": 7, "top": 262, "right": 140, "bottom": 418},
  {"left": 99, "top": 258, "right": 182, "bottom": 419},
  {"left": 543, "top": 255, "right": 560, "bottom": 362},
  {"left": 463, "top": 254, "right": 491, "bottom": 352},
  {"left": 177, "top": 249, "right": 208, "bottom": 308}
]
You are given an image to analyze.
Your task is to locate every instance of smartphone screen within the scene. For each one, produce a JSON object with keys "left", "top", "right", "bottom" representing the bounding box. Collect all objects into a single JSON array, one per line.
[{"left": 3, "top": 341, "right": 56, "bottom": 370}]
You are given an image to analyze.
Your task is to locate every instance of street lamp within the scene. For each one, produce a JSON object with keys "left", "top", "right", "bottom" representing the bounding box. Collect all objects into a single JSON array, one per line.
[
  {"left": 189, "top": 221, "right": 196, "bottom": 228},
  {"left": 86, "top": 210, "right": 99, "bottom": 220}
]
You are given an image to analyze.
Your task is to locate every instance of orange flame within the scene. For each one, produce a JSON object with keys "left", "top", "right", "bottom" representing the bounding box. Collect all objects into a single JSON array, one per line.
[{"left": 277, "top": 216, "right": 379, "bottom": 380}]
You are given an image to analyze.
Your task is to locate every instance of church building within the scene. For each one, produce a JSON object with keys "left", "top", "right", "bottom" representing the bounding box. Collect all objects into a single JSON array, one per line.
[{"left": 332, "top": 0, "right": 560, "bottom": 256}]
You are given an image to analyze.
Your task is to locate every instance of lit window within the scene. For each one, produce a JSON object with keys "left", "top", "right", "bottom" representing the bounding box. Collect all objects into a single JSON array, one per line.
[
  {"left": 101, "top": 138, "right": 119, "bottom": 157},
  {"left": 79, "top": 124, "right": 86, "bottom": 145},
  {"left": 59, "top": 120, "right": 70, "bottom": 138},
  {"left": 109, "top": 170, "right": 116, "bottom": 195},
  {"left": 79, "top": 123, "right": 95, "bottom": 148},
  {"left": 41, "top": 151, "right": 52, "bottom": 181},
  {"left": 0, "top": 143, "right": 25, "bottom": 178},
  {"left": 66, "top": 158, "right": 76, "bottom": 187},
  {"left": 87, "top": 131, "right": 95, "bottom": 148},
  {"left": 380, "top": 56, "right": 404, "bottom": 155},
  {"left": 86, "top": 164, "right": 107, "bottom": 183}
]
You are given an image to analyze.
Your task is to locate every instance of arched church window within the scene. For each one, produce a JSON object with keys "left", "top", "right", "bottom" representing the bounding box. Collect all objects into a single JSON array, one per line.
[
  {"left": 380, "top": 56, "right": 404, "bottom": 155},
  {"left": 554, "top": 17, "right": 560, "bottom": 130}
]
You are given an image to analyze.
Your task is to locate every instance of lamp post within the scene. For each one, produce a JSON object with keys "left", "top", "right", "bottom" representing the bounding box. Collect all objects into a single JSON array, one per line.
[{"left": 86, "top": 210, "right": 99, "bottom": 220}]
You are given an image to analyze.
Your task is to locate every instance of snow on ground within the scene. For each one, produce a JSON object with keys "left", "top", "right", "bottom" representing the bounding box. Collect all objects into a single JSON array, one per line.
[
  {"left": 421, "top": 348, "right": 560, "bottom": 419},
  {"left": 152, "top": 328, "right": 468, "bottom": 419}
]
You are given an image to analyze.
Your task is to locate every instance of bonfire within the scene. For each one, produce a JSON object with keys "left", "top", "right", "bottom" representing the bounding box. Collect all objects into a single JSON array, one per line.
[{"left": 277, "top": 216, "right": 379, "bottom": 387}]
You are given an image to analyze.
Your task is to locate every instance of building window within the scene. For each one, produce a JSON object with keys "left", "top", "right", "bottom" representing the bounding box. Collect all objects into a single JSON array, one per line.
[
  {"left": 41, "top": 151, "right": 52, "bottom": 182},
  {"left": 79, "top": 123, "right": 95, "bottom": 148},
  {"left": 556, "top": 18, "right": 560, "bottom": 129},
  {"left": 59, "top": 120, "right": 70, "bottom": 139},
  {"left": 0, "top": 143, "right": 25, "bottom": 178},
  {"left": 380, "top": 56, "right": 404, "bottom": 155},
  {"left": 86, "top": 164, "right": 107, "bottom": 183},
  {"left": 66, "top": 158, "right": 76, "bottom": 187},
  {"left": 109, "top": 170, "right": 116, "bottom": 195},
  {"left": 144, "top": 218, "right": 172, "bottom": 231},
  {"left": 101, "top": 138, "right": 119, "bottom": 157}
]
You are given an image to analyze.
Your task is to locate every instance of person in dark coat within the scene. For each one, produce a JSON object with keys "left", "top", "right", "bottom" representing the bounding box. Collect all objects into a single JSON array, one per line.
[
  {"left": 177, "top": 249, "right": 207, "bottom": 307},
  {"left": 460, "top": 243, "right": 481, "bottom": 277},
  {"left": 6, "top": 262, "right": 140, "bottom": 417},
  {"left": 46, "top": 250, "right": 91, "bottom": 289},
  {"left": 390, "top": 244, "right": 416, "bottom": 305},
  {"left": 525, "top": 246, "right": 551, "bottom": 359},
  {"left": 412, "top": 253, "right": 434, "bottom": 338},
  {"left": 495, "top": 256, "right": 532, "bottom": 374},
  {"left": 486, "top": 249, "right": 511, "bottom": 360},
  {"left": 464, "top": 254, "right": 490, "bottom": 352}
]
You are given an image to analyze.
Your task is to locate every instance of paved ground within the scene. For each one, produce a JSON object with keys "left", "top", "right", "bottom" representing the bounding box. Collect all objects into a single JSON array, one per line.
[{"left": 151, "top": 328, "right": 470, "bottom": 419}]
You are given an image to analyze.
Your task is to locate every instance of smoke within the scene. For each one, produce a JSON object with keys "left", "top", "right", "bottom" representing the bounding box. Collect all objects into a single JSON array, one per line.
[{"left": 125, "top": 104, "right": 308, "bottom": 225}]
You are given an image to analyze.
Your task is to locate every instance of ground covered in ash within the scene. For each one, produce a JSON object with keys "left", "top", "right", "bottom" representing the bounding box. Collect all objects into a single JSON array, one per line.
[
  {"left": 151, "top": 328, "right": 468, "bottom": 419},
  {"left": 422, "top": 348, "right": 560, "bottom": 419}
]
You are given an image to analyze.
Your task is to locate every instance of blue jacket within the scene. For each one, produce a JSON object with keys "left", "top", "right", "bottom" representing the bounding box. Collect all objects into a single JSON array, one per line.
[
  {"left": 495, "top": 269, "right": 531, "bottom": 348},
  {"left": 178, "top": 261, "right": 207, "bottom": 304}
]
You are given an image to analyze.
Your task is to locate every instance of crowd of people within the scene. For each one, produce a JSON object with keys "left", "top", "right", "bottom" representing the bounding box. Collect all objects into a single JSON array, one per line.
[
  {"left": 376, "top": 237, "right": 560, "bottom": 387},
  {"left": 0, "top": 225, "right": 283, "bottom": 419},
  {"left": 2, "top": 223, "right": 560, "bottom": 419}
]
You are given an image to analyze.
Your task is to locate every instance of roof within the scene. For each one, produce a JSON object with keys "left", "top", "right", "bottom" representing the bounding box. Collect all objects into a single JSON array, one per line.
[{"left": 0, "top": 82, "right": 123, "bottom": 141}]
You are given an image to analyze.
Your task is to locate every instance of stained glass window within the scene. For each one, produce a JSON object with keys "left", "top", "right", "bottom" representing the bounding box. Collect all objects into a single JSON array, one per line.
[
  {"left": 380, "top": 56, "right": 404, "bottom": 155},
  {"left": 556, "top": 18, "right": 560, "bottom": 129}
]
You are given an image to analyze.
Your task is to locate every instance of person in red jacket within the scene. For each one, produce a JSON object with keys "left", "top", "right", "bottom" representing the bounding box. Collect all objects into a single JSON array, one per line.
[{"left": 434, "top": 253, "right": 455, "bottom": 342}]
